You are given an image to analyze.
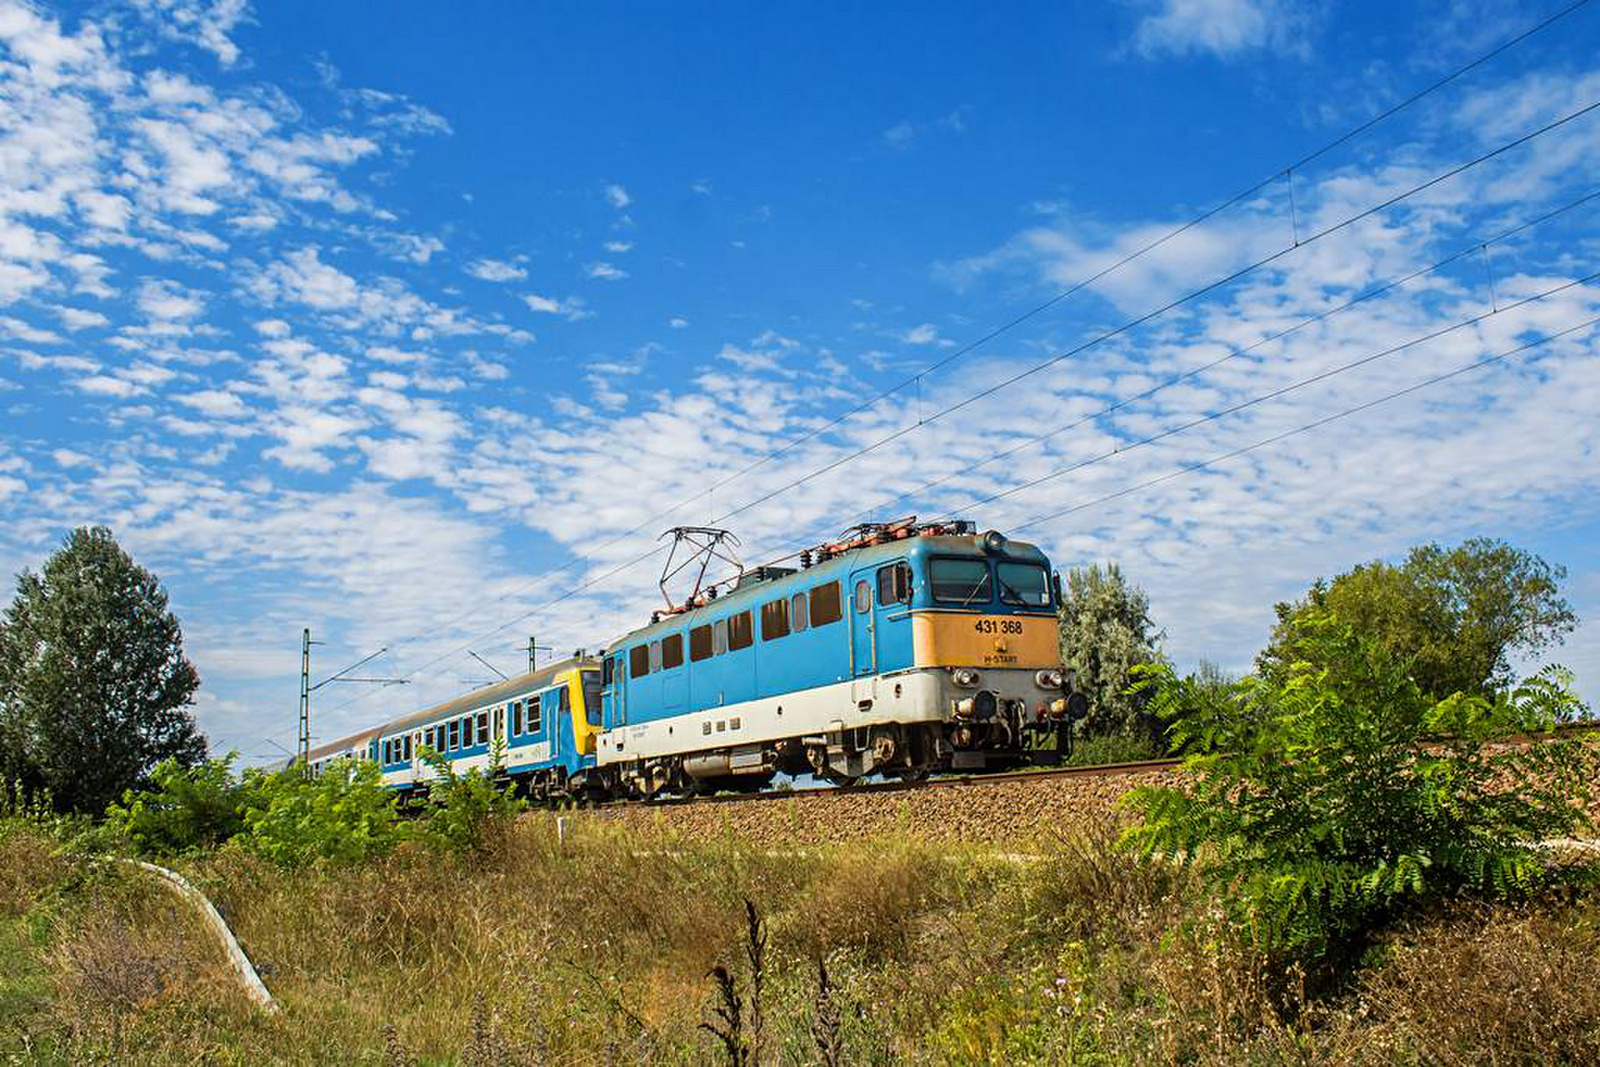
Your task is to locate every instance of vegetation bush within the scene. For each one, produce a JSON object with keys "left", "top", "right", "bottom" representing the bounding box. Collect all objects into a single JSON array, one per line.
[
  {"left": 1123, "top": 612, "right": 1597, "bottom": 959},
  {"left": 411, "top": 741, "right": 525, "bottom": 854},
  {"left": 237, "top": 758, "right": 407, "bottom": 869},
  {"left": 106, "top": 755, "right": 256, "bottom": 857}
]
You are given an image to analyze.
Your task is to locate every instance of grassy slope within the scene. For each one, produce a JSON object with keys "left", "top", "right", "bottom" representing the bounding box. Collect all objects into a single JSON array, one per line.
[{"left": 2, "top": 813, "right": 1599, "bottom": 1065}]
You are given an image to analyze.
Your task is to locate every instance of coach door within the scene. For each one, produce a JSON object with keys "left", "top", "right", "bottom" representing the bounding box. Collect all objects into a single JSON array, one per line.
[{"left": 849, "top": 569, "right": 876, "bottom": 676}]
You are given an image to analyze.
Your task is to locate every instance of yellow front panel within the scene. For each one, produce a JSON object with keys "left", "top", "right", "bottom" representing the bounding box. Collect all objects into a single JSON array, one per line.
[
  {"left": 912, "top": 611, "right": 1062, "bottom": 670},
  {"left": 567, "top": 672, "right": 596, "bottom": 755}
]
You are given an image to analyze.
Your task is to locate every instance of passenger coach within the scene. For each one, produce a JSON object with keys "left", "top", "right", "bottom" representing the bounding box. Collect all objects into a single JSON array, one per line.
[
  {"left": 596, "top": 521, "right": 1085, "bottom": 796},
  {"left": 367, "top": 656, "right": 603, "bottom": 799}
]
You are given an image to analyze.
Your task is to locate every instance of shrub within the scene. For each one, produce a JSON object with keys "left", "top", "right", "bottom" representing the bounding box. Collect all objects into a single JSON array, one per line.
[
  {"left": 106, "top": 755, "right": 254, "bottom": 857},
  {"left": 414, "top": 741, "right": 525, "bottom": 854},
  {"left": 1122, "top": 613, "right": 1597, "bottom": 959},
  {"left": 239, "top": 759, "right": 408, "bottom": 868}
]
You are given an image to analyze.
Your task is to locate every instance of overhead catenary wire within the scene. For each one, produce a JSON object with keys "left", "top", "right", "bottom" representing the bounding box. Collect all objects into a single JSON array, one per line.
[
  {"left": 934, "top": 270, "right": 1600, "bottom": 520},
  {"left": 297, "top": 2, "right": 1590, "bottom": 698},
  {"left": 1002, "top": 315, "right": 1600, "bottom": 536},
  {"left": 313, "top": 91, "right": 1600, "bottom": 732},
  {"left": 839, "top": 189, "right": 1600, "bottom": 527}
]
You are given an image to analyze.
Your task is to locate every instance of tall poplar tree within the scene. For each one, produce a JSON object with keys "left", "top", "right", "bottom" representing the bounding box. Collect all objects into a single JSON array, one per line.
[
  {"left": 0, "top": 526, "right": 205, "bottom": 813},
  {"left": 1057, "top": 563, "right": 1167, "bottom": 738}
]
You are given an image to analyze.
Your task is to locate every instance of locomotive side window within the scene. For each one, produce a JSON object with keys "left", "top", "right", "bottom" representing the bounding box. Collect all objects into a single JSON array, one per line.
[
  {"left": 728, "top": 610, "right": 754, "bottom": 651},
  {"left": 629, "top": 644, "right": 650, "bottom": 678},
  {"left": 930, "top": 558, "right": 993, "bottom": 604},
  {"left": 791, "top": 592, "right": 809, "bottom": 632},
  {"left": 853, "top": 580, "right": 871, "bottom": 613},
  {"left": 997, "top": 562, "right": 1051, "bottom": 607},
  {"left": 760, "top": 598, "right": 789, "bottom": 641},
  {"left": 648, "top": 640, "right": 662, "bottom": 672},
  {"left": 713, "top": 618, "right": 728, "bottom": 655},
  {"left": 690, "top": 624, "right": 713, "bottom": 661},
  {"left": 602, "top": 656, "right": 614, "bottom": 686},
  {"left": 559, "top": 686, "right": 571, "bottom": 713},
  {"left": 810, "top": 581, "right": 843, "bottom": 626},
  {"left": 876, "top": 561, "right": 912, "bottom": 606},
  {"left": 662, "top": 633, "right": 684, "bottom": 669}
]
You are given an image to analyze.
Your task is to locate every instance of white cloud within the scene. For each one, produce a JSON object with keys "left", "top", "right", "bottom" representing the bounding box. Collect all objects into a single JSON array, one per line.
[
  {"left": 603, "top": 240, "right": 633, "bottom": 253},
  {"left": 465, "top": 258, "right": 527, "bottom": 282},
  {"left": 669, "top": 316, "right": 689, "bottom": 329},
  {"left": 52, "top": 306, "right": 110, "bottom": 330},
  {"left": 603, "top": 183, "right": 631, "bottom": 209},
  {"left": 137, "top": 279, "right": 206, "bottom": 321},
  {"left": 176, "top": 388, "right": 246, "bottom": 417},
  {"left": 522, "top": 293, "right": 592, "bottom": 320},
  {"left": 1129, "top": 0, "right": 1312, "bottom": 60},
  {"left": 586, "top": 262, "right": 627, "bottom": 281},
  {"left": 130, "top": 0, "right": 252, "bottom": 67},
  {"left": 902, "top": 323, "right": 941, "bottom": 345}
]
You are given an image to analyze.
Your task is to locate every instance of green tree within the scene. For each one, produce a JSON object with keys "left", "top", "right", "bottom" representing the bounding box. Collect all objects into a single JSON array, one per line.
[
  {"left": 1124, "top": 613, "right": 1595, "bottom": 959},
  {"left": 1259, "top": 538, "right": 1575, "bottom": 699},
  {"left": 0, "top": 527, "right": 204, "bottom": 814},
  {"left": 1057, "top": 563, "right": 1166, "bottom": 738}
]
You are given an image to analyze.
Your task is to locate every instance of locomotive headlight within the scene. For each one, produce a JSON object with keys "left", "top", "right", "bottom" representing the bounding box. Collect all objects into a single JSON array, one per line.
[
  {"left": 952, "top": 668, "right": 981, "bottom": 688},
  {"left": 982, "top": 529, "right": 1008, "bottom": 554},
  {"left": 1035, "top": 669, "right": 1065, "bottom": 690}
]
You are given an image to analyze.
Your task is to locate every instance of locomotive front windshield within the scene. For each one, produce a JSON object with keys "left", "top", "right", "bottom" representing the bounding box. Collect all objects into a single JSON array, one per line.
[
  {"left": 929, "top": 558, "right": 992, "bottom": 604},
  {"left": 996, "top": 562, "right": 1050, "bottom": 607}
]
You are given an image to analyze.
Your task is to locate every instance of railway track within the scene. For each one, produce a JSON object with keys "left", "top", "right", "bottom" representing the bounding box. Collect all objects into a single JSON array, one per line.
[
  {"left": 614, "top": 756, "right": 1184, "bottom": 811},
  {"left": 605, "top": 719, "right": 1600, "bottom": 813}
]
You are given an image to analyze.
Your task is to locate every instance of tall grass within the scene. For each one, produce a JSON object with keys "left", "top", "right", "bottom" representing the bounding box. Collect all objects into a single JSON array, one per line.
[{"left": 1, "top": 811, "right": 1597, "bottom": 1063}]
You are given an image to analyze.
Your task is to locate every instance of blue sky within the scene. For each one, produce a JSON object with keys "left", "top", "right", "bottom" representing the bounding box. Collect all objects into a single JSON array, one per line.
[{"left": 1, "top": 0, "right": 1597, "bottom": 762}]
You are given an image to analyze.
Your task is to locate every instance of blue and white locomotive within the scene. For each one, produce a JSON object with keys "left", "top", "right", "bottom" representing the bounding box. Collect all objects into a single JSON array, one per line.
[
  {"left": 592, "top": 520, "right": 1084, "bottom": 797},
  {"left": 303, "top": 519, "right": 1085, "bottom": 800}
]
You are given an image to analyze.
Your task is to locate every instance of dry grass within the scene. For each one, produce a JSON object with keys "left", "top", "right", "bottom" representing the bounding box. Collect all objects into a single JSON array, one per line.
[{"left": 1, "top": 812, "right": 1598, "bottom": 1064}]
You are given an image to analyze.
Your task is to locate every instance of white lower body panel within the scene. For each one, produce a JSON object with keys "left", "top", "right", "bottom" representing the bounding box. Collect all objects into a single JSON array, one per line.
[{"left": 597, "top": 669, "right": 1014, "bottom": 767}]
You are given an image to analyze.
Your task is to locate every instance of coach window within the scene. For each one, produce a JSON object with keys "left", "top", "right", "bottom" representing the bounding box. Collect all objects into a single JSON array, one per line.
[
  {"left": 854, "top": 579, "right": 871, "bottom": 614},
  {"left": 649, "top": 640, "right": 662, "bottom": 673},
  {"left": 382, "top": 740, "right": 390, "bottom": 764},
  {"left": 448, "top": 720, "right": 459, "bottom": 750},
  {"left": 662, "top": 633, "right": 684, "bottom": 669},
  {"left": 930, "top": 558, "right": 993, "bottom": 605},
  {"left": 528, "top": 696, "right": 542, "bottom": 735},
  {"left": 713, "top": 618, "right": 728, "bottom": 655},
  {"left": 877, "top": 561, "right": 912, "bottom": 606},
  {"left": 690, "top": 624, "right": 714, "bottom": 662},
  {"left": 629, "top": 644, "right": 650, "bottom": 678},
  {"left": 512, "top": 701, "right": 523, "bottom": 736},
  {"left": 791, "top": 591, "right": 809, "bottom": 632},
  {"left": 810, "top": 581, "right": 843, "bottom": 626},
  {"left": 728, "top": 610, "right": 754, "bottom": 651},
  {"left": 476, "top": 712, "right": 489, "bottom": 745},
  {"left": 404, "top": 736, "right": 413, "bottom": 761},
  {"left": 760, "top": 598, "right": 790, "bottom": 641},
  {"left": 461, "top": 716, "right": 472, "bottom": 747}
]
